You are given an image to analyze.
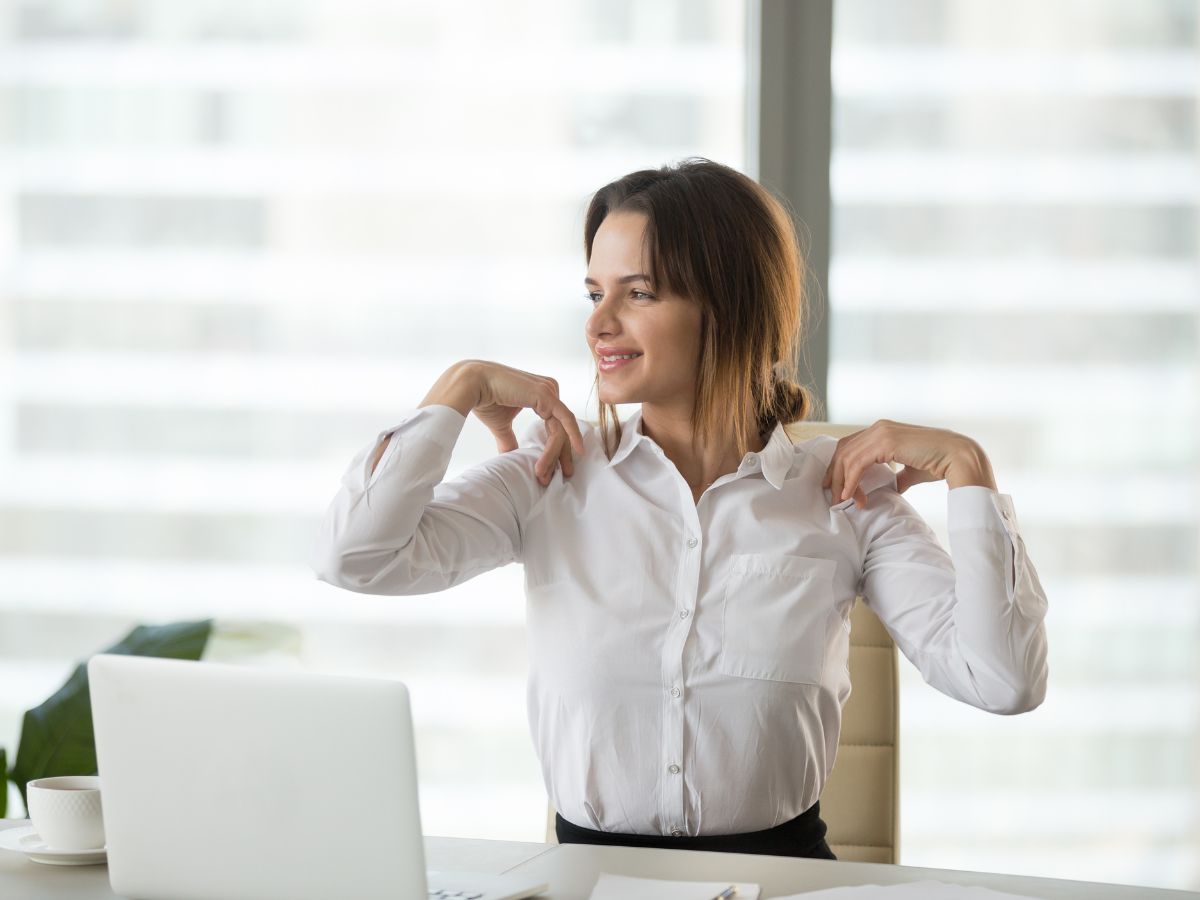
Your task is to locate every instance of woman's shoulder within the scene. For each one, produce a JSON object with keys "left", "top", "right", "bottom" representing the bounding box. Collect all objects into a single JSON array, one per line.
[
  {"left": 514, "top": 414, "right": 602, "bottom": 456},
  {"left": 784, "top": 427, "right": 900, "bottom": 499},
  {"left": 784, "top": 428, "right": 839, "bottom": 466}
]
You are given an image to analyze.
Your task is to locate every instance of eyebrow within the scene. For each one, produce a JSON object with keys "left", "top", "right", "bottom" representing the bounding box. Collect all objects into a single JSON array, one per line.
[{"left": 583, "top": 273, "right": 652, "bottom": 286}]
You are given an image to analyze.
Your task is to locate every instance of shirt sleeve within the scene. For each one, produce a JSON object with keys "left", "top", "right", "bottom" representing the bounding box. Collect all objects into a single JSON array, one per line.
[
  {"left": 845, "top": 478, "right": 1050, "bottom": 716},
  {"left": 308, "top": 404, "right": 548, "bottom": 595}
]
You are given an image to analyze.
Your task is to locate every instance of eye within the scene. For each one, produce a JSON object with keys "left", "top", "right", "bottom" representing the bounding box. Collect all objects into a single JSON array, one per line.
[{"left": 585, "top": 290, "right": 655, "bottom": 304}]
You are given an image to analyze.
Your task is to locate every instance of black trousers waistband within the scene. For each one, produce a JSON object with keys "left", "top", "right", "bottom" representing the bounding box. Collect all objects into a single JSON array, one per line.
[{"left": 554, "top": 800, "right": 837, "bottom": 860}]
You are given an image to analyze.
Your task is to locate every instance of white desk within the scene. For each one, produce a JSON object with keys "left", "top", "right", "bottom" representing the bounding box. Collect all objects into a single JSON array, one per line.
[{"left": 2, "top": 819, "right": 1196, "bottom": 899}]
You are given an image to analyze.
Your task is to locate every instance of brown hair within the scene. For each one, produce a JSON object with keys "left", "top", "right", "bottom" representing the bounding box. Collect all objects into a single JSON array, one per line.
[{"left": 583, "top": 157, "right": 822, "bottom": 461}]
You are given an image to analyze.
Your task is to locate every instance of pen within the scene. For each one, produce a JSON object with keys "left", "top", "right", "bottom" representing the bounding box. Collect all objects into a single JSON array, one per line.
[{"left": 711, "top": 887, "right": 738, "bottom": 899}]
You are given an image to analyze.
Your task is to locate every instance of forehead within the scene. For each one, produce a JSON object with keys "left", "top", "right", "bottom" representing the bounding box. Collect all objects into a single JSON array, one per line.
[
  {"left": 597, "top": 210, "right": 650, "bottom": 250},
  {"left": 588, "top": 211, "right": 652, "bottom": 276}
]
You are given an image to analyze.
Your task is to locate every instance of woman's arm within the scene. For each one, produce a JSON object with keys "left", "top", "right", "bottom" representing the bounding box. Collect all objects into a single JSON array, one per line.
[
  {"left": 310, "top": 364, "right": 549, "bottom": 596},
  {"left": 819, "top": 422, "right": 1048, "bottom": 715},
  {"left": 849, "top": 481, "right": 1049, "bottom": 715},
  {"left": 367, "top": 362, "right": 481, "bottom": 478}
]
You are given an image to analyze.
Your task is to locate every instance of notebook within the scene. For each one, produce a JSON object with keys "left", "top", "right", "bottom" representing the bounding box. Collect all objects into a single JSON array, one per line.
[{"left": 88, "top": 653, "right": 548, "bottom": 900}]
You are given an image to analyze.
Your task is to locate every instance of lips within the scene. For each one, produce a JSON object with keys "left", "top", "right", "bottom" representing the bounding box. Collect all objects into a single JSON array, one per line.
[{"left": 598, "top": 354, "right": 641, "bottom": 372}]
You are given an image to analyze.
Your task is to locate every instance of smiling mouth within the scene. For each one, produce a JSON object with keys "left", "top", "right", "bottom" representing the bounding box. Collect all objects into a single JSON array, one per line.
[{"left": 599, "top": 354, "right": 642, "bottom": 371}]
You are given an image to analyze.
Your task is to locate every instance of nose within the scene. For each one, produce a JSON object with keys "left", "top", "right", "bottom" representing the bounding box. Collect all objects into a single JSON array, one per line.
[{"left": 585, "top": 294, "right": 621, "bottom": 347}]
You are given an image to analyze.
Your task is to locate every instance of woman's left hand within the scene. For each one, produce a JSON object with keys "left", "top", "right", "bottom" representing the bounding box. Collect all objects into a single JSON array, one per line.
[{"left": 820, "top": 419, "right": 997, "bottom": 509}]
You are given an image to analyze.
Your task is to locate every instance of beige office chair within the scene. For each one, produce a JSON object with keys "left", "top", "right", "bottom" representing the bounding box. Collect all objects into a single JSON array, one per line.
[
  {"left": 544, "top": 423, "right": 901, "bottom": 864},
  {"left": 787, "top": 421, "right": 900, "bottom": 864}
]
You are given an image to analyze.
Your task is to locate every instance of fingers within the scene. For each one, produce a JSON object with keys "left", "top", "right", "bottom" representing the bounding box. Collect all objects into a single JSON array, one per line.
[
  {"left": 493, "top": 425, "right": 518, "bottom": 454},
  {"left": 529, "top": 382, "right": 585, "bottom": 486},
  {"left": 822, "top": 449, "right": 844, "bottom": 503},
  {"left": 840, "top": 459, "right": 867, "bottom": 503},
  {"left": 531, "top": 377, "right": 584, "bottom": 455},
  {"left": 535, "top": 418, "right": 576, "bottom": 486},
  {"left": 822, "top": 443, "right": 869, "bottom": 509},
  {"left": 553, "top": 401, "right": 586, "bottom": 457},
  {"left": 559, "top": 437, "right": 574, "bottom": 478},
  {"left": 536, "top": 420, "right": 564, "bottom": 485},
  {"left": 823, "top": 465, "right": 867, "bottom": 508}
]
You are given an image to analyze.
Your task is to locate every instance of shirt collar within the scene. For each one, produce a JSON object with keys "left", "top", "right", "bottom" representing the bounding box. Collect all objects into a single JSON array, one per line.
[
  {"left": 604, "top": 406, "right": 645, "bottom": 469},
  {"left": 605, "top": 406, "right": 793, "bottom": 490}
]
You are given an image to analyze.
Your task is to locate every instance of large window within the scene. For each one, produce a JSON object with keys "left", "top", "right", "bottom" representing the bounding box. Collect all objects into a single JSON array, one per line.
[
  {"left": 830, "top": 0, "right": 1198, "bottom": 891},
  {"left": 0, "top": 0, "right": 749, "bottom": 840}
]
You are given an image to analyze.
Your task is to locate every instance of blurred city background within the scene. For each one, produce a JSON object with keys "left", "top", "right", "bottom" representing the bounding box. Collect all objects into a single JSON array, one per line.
[{"left": 0, "top": 0, "right": 1195, "bottom": 892}]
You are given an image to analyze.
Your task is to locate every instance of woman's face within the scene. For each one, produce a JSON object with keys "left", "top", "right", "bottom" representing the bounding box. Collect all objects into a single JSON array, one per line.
[{"left": 585, "top": 210, "right": 702, "bottom": 409}]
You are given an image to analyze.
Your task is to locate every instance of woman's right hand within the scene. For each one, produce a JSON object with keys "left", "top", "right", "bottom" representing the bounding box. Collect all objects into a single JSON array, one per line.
[{"left": 460, "top": 360, "right": 586, "bottom": 486}]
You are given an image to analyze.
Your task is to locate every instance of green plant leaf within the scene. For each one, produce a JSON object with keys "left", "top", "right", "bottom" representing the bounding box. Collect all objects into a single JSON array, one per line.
[
  {"left": 9, "top": 619, "right": 213, "bottom": 815},
  {"left": 1, "top": 746, "right": 7, "bottom": 819}
]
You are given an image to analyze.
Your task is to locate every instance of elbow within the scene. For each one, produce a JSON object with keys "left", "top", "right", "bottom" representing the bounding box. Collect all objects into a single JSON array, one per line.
[
  {"left": 308, "top": 524, "right": 392, "bottom": 594},
  {"left": 986, "top": 627, "right": 1050, "bottom": 716},
  {"left": 310, "top": 551, "right": 353, "bottom": 591},
  {"left": 987, "top": 669, "right": 1048, "bottom": 716},
  {"left": 309, "top": 543, "right": 376, "bottom": 594},
  {"left": 989, "top": 689, "right": 1043, "bottom": 716},
  {"left": 310, "top": 544, "right": 430, "bottom": 596},
  {"left": 309, "top": 523, "right": 351, "bottom": 589},
  {"left": 311, "top": 554, "right": 387, "bottom": 595}
]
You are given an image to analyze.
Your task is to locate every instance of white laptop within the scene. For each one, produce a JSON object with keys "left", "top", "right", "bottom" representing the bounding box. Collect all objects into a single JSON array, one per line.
[{"left": 88, "top": 653, "right": 549, "bottom": 900}]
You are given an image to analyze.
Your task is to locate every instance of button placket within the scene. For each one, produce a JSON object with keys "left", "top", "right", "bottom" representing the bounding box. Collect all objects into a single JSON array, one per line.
[{"left": 658, "top": 495, "right": 703, "bottom": 838}]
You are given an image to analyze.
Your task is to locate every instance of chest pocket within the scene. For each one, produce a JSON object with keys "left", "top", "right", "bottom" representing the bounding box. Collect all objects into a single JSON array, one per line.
[{"left": 717, "top": 553, "right": 838, "bottom": 685}]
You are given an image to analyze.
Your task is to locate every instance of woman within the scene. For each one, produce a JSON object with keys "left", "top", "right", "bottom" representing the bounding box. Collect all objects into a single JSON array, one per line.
[{"left": 310, "top": 158, "right": 1049, "bottom": 860}]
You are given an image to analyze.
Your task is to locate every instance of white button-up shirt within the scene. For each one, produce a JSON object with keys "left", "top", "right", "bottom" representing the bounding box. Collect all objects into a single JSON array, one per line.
[{"left": 310, "top": 403, "right": 1049, "bottom": 837}]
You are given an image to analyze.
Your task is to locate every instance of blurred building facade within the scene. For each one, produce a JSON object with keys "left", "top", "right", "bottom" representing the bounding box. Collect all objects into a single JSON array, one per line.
[
  {"left": 829, "top": 0, "right": 1198, "bottom": 890},
  {"left": 0, "top": 0, "right": 748, "bottom": 842}
]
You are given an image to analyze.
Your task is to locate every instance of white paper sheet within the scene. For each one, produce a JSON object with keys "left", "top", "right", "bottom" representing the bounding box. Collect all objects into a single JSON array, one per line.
[
  {"left": 771, "top": 880, "right": 1040, "bottom": 899},
  {"left": 588, "top": 872, "right": 762, "bottom": 899}
]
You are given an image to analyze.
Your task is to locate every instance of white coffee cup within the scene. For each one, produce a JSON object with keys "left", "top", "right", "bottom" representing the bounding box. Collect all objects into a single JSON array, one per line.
[{"left": 26, "top": 775, "right": 105, "bottom": 851}]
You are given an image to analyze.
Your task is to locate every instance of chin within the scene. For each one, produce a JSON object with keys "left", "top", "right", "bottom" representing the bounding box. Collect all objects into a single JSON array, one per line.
[{"left": 598, "top": 386, "right": 635, "bottom": 407}]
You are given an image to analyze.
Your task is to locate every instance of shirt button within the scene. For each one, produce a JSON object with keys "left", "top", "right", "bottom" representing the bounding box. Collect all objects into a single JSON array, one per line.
[
  {"left": 746, "top": 453, "right": 757, "bottom": 464},
  {"left": 668, "top": 764, "right": 680, "bottom": 774},
  {"left": 679, "top": 609, "right": 690, "bottom": 619},
  {"left": 686, "top": 537, "right": 698, "bottom": 548},
  {"left": 670, "top": 687, "right": 681, "bottom": 698}
]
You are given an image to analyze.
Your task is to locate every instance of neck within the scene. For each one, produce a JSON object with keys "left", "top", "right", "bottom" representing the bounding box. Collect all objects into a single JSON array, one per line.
[{"left": 638, "top": 402, "right": 766, "bottom": 491}]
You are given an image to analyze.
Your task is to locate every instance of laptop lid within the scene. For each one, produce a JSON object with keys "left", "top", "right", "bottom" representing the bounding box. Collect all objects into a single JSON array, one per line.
[{"left": 88, "top": 654, "right": 428, "bottom": 900}]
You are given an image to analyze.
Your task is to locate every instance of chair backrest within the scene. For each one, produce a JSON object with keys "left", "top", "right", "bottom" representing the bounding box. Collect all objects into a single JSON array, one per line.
[
  {"left": 785, "top": 422, "right": 900, "bottom": 863},
  {"left": 819, "top": 595, "right": 900, "bottom": 862},
  {"left": 544, "top": 422, "right": 900, "bottom": 863}
]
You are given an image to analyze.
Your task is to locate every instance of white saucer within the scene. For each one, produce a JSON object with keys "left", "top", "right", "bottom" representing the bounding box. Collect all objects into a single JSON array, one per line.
[{"left": 0, "top": 824, "right": 107, "bottom": 866}]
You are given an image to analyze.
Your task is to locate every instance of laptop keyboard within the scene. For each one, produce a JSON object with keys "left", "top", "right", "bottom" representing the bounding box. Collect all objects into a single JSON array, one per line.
[{"left": 428, "top": 891, "right": 485, "bottom": 899}]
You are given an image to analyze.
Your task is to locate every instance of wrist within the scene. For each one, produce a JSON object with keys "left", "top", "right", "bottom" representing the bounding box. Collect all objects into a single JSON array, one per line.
[
  {"left": 419, "top": 362, "right": 482, "bottom": 418},
  {"left": 946, "top": 441, "right": 998, "bottom": 490}
]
